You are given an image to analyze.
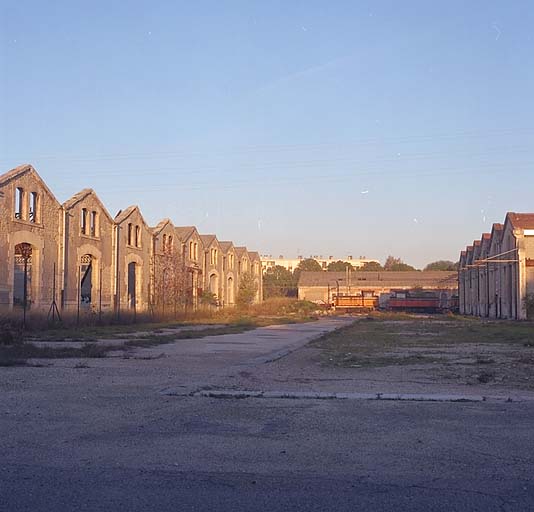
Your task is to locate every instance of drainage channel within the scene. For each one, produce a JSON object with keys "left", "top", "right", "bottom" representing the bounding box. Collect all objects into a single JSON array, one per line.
[{"left": 167, "top": 389, "right": 525, "bottom": 403}]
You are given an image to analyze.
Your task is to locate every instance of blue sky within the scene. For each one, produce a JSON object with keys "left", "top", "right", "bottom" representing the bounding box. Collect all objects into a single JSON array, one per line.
[{"left": 2, "top": 1, "right": 534, "bottom": 268}]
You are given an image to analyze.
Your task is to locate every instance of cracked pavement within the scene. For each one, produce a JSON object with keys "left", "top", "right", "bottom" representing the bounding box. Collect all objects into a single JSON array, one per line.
[{"left": 1, "top": 317, "right": 534, "bottom": 511}]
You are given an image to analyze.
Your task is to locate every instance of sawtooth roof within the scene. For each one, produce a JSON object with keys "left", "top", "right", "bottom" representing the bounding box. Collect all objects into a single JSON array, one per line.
[{"left": 506, "top": 212, "right": 534, "bottom": 230}]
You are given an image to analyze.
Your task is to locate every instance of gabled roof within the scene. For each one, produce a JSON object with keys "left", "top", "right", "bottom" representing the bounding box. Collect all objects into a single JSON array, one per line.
[
  {"left": 480, "top": 233, "right": 492, "bottom": 257},
  {"left": 114, "top": 205, "right": 137, "bottom": 224},
  {"left": 0, "top": 163, "right": 34, "bottom": 185},
  {"left": 465, "top": 246, "right": 474, "bottom": 265},
  {"left": 472, "top": 241, "right": 482, "bottom": 262},
  {"left": 199, "top": 234, "right": 218, "bottom": 248},
  {"left": 114, "top": 205, "right": 149, "bottom": 229},
  {"left": 0, "top": 164, "right": 60, "bottom": 205},
  {"left": 152, "top": 218, "right": 174, "bottom": 236},
  {"left": 63, "top": 188, "right": 93, "bottom": 209},
  {"left": 63, "top": 188, "right": 114, "bottom": 223},
  {"left": 174, "top": 226, "right": 198, "bottom": 241},
  {"left": 489, "top": 223, "right": 504, "bottom": 250},
  {"left": 234, "top": 246, "right": 249, "bottom": 257},
  {"left": 218, "top": 241, "right": 235, "bottom": 253},
  {"left": 505, "top": 212, "right": 534, "bottom": 230},
  {"left": 248, "top": 251, "right": 260, "bottom": 261}
]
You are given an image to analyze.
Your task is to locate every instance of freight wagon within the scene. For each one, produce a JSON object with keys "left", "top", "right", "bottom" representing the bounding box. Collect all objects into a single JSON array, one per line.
[{"left": 386, "top": 290, "right": 458, "bottom": 313}]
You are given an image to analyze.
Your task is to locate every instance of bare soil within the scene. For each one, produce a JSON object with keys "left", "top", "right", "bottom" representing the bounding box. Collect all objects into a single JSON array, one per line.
[{"left": 310, "top": 314, "right": 534, "bottom": 391}]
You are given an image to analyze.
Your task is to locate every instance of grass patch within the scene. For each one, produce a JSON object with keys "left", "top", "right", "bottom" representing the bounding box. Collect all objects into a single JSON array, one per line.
[
  {"left": 311, "top": 315, "right": 534, "bottom": 380},
  {"left": 15, "top": 299, "right": 319, "bottom": 342},
  {"left": 0, "top": 342, "right": 112, "bottom": 367}
]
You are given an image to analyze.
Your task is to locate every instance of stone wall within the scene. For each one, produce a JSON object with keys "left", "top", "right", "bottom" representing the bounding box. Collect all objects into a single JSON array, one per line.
[{"left": 0, "top": 164, "right": 263, "bottom": 316}]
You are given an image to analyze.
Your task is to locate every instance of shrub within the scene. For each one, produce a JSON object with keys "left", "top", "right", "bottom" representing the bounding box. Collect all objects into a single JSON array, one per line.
[{"left": 0, "top": 321, "right": 23, "bottom": 346}]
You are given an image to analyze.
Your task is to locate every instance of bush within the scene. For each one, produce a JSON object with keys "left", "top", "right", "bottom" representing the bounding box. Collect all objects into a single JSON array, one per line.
[
  {"left": 0, "top": 321, "right": 23, "bottom": 346},
  {"left": 247, "top": 298, "right": 318, "bottom": 318}
]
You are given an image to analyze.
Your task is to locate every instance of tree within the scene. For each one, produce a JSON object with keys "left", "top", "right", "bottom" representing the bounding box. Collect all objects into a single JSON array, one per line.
[
  {"left": 293, "top": 258, "right": 323, "bottom": 284},
  {"left": 383, "top": 255, "right": 417, "bottom": 271},
  {"left": 263, "top": 265, "right": 297, "bottom": 299},
  {"left": 152, "top": 244, "right": 188, "bottom": 316},
  {"left": 199, "top": 290, "right": 218, "bottom": 306},
  {"left": 296, "top": 258, "right": 322, "bottom": 272},
  {"left": 424, "top": 260, "right": 458, "bottom": 271},
  {"left": 358, "top": 261, "right": 383, "bottom": 271},
  {"left": 326, "top": 260, "right": 354, "bottom": 272},
  {"left": 236, "top": 271, "right": 258, "bottom": 307}
]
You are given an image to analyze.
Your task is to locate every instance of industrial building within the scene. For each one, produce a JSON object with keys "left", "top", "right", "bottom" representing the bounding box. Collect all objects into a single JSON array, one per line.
[
  {"left": 0, "top": 164, "right": 262, "bottom": 318},
  {"left": 458, "top": 213, "right": 534, "bottom": 320}
]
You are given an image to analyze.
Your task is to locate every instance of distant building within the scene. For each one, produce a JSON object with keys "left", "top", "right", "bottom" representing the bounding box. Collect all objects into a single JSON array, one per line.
[
  {"left": 298, "top": 270, "right": 457, "bottom": 305},
  {"left": 261, "top": 255, "right": 380, "bottom": 273}
]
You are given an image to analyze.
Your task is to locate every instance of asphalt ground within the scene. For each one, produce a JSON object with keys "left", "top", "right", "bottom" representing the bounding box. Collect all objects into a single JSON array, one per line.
[{"left": 1, "top": 317, "right": 533, "bottom": 511}]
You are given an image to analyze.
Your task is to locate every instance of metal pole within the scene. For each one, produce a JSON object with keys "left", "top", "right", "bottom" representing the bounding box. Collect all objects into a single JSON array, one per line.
[
  {"left": 99, "top": 266, "right": 103, "bottom": 323},
  {"left": 486, "top": 262, "right": 490, "bottom": 317},
  {"left": 76, "top": 265, "right": 80, "bottom": 326},
  {"left": 22, "top": 257, "right": 28, "bottom": 329},
  {"left": 52, "top": 262, "right": 56, "bottom": 323},
  {"left": 116, "top": 225, "right": 121, "bottom": 321}
]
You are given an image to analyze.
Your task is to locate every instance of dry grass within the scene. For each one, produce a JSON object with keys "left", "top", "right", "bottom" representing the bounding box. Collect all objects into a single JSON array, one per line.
[
  {"left": 311, "top": 314, "right": 534, "bottom": 389},
  {"left": 3, "top": 298, "right": 319, "bottom": 342},
  {"left": 0, "top": 299, "right": 320, "bottom": 366}
]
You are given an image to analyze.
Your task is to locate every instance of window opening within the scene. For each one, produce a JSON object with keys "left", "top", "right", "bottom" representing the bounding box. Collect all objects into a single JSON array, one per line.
[
  {"left": 81, "top": 208, "right": 88, "bottom": 234},
  {"left": 15, "top": 187, "right": 24, "bottom": 219},
  {"left": 80, "top": 254, "right": 93, "bottom": 305},
  {"left": 90, "top": 211, "right": 97, "bottom": 237},
  {"left": 29, "top": 192, "right": 39, "bottom": 223}
]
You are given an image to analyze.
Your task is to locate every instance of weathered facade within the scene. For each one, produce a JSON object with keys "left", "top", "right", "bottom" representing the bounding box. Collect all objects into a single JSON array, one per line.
[
  {"left": 459, "top": 213, "right": 534, "bottom": 320},
  {"left": 219, "top": 241, "right": 237, "bottom": 306},
  {"left": 0, "top": 164, "right": 262, "bottom": 317},
  {"left": 248, "top": 251, "right": 263, "bottom": 303},
  {"left": 62, "top": 189, "right": 115, "bottom": 313},
  {"left": 174, "top": 226, "right": 203, "bottom": 309},
  {"left": 200, "top": 234, "right": 222, "bottom": 303},
  {"left": 0, "top": 165, "right": 62, "bottom": 312},
  {"left": 114, "top": 206, "right": 152, "bottom": 313},
  {"left": 151, "top": 218, "right": 187, "bottom": 313}
]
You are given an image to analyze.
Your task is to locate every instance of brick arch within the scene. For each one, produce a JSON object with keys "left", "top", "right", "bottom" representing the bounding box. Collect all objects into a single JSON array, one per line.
[{"left": 8, "top": 230, "right": 44, "bottom": 309}]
